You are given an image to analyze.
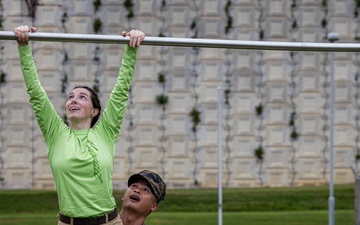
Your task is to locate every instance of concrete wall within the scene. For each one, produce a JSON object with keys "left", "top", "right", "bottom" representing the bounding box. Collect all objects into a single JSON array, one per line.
[{"left": 0, "top": 0, "right": 359, "bottom": 190}]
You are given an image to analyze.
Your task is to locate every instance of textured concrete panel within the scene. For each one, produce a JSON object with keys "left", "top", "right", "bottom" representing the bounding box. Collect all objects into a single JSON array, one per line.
[
  {"left": 267, "top": 169, "right": 288, "bottom": 187},
  {"left": 334, "top": 106, "right": 351, "bottom": 124},
  {"left": 298, "top": 138, "right": 322, "bottom": 157},
  {"left": 231, "top": 137, "right": 257, "bottom": 157},
  {"left": 136, "top": 61, "right": 156, "bottom": 81},
  {"left": 36, "top": 6, "right": 60, "bottom": 27},
  {"left": 233, "top": 94, "right": 254, "bottom": 114},
  {"left": 268, "top": 84, "right": 286, "bottom": 103},
  {"left": 168, "top": 115, "right": 187, "bottom": 135},
  {"left": 300, "top": 116, "right": 320, "bottom": 135},
  {"left": 334, "top": 126, "right": 353, "bottom": 146},
  {"left": 297, "top": 159, "right": 322, "bottom": 179},
  {"left": 168, "top": 93, "right": 190, "bottom": 114},
  {"left": 138, "top": 0, "right": 154, "bottom": 15},
  {"left": 334, "top": 83, "right": 351, "bottom": 103},
  {"left": 136, "top": 104, "right": 155, "bottom": 124},
  {"left": 269, "top": 106, "right": 286, "bottom": 124},
  {"left": 301, "top": 73, "right": 319, "bottom": 91},
  {"left": 267, "top": 127, "right": 286, "bottom": 145},
  {"left": 234, "top": 7, "right": 256, "bottom": 27}
]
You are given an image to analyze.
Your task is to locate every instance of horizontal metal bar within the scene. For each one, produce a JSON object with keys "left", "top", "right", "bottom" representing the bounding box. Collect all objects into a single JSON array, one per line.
[{"left": 0, "top": 31, "right": 359, "bottom": 52}]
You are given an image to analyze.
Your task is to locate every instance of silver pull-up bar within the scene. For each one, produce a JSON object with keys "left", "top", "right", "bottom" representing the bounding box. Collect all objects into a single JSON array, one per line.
[{"left": 0, "top": 31, "right": 359, "bottom": 52}]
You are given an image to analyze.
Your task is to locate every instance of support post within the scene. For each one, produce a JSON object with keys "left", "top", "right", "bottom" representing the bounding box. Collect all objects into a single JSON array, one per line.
[
  {"left": 217, "top": 87, "right": 223, "bottom": 225},
  {"left": 328, "top": 32, "right": 339, "bottom": 225},
  {"left": 352, "top": 167, "right": 360, "bottom": 225}
]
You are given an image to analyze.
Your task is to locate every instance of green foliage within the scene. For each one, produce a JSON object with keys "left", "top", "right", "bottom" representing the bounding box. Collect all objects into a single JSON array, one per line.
[
  {"left": 190, "top": 19, "right": 196, "bottom": 30},
  {"left": 0, "top": 70, "right": 6, "bottom": 85},
  {"left": 93, "top": 0, "right": 102, "bottom": 12},
  {"left": 321, "top": 18, "right": 327, "bottom": 28},
  {"left": 322, "top": 0, "right": 327, "bottom": 7},
  {"left": 224, "top": 1, "right": 232, "bottom": 34},
  {"left": 123, "top": 0, "right": 134, "bottom": 19},
  {"left": 61, "top": 12, "right": 68, "bottom": 25},
  {"left": 0, "top": 15, "right": 3, "bottom": 30},
  {"left": 356, "top": 152, "right": 360, "bottom": 161},
  {"left": 158, "top": 73, "right": 166, "bottom": 83},
  {"left": 62, "top": 52, "right": 68, "bottom": 64},
  {"left": 255, "top": 104, "right": 263, "bottom": 116},
  {"left": 156, "top": 95, "right": 168, "bottom": 105},
  {"left": 61, "top": 73, "right": 68, "bottom": 94},
  {"left": 356, "top": 0, "right": 360, "bottom": 7},
  {"left": 93, "top": 18, "right": 102, "bottom": 34},
  {"left": 254, "top": 145, "right": 264, "bottom": 161},
  {"left": 289, "top": 112, "right": 296, "bottom": 126},
  {"left": 290, "top": 127, "right": 298, "bottom": 140},
  {"left": 93, "top": 78, "right": 100, "bottom": 94},
  {"left": 224, "top": 89, "right": 230, "bottom": 105},
  {"left": 189, "top": 108, "right": 201, "bottom": 133},
  {"left": 259, "top": 30, "right": 264, "bottom": 40}
]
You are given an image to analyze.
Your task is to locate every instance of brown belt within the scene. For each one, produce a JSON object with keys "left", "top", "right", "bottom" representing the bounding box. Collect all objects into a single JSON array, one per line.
[{"left": 59, "top": 208, "right": 118, "bottom": 225}]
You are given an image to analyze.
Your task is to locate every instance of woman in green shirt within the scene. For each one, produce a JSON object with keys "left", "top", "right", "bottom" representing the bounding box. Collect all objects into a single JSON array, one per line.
[{"left": 14, "top": 25, "right": 144, "bottom": 225}]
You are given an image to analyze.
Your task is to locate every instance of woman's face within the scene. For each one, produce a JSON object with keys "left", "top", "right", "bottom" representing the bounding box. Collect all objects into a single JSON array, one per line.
[{"left": 65, "top": 88, "right": 96, "bottom": 125}]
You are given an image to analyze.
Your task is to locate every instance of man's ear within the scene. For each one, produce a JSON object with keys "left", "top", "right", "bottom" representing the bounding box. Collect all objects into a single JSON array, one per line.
[{"left": 150, "top": 203, "right": 158, "bottom": 212}]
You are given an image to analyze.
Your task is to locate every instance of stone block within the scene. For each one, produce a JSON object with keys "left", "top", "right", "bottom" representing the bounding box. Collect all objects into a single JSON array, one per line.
[
  {"left": 135, "top": 104, "right": 156, "bottom": 124},
  {"left": 136, "top": 61, "right": 156, "bottom": 81},
  {"left": 233, "top": 94, "right": 254, "bottom": 114},
  {"left": 36, "top": 5, "right": 60, "bottom": 27},
  {"left": 299, "top": 94, "right": 320, "bottom": 113},
  {"left": 301, "top": 73, "right": 319, "bottom": 91},
  {"left": 267, "top": 83, "right": 286, "bottom": 103},
  {"left": 231, "top": 158, "right": 257, "bottom": 179},
  {"left": 334, "top": 106, "right": 351, "bottom": 124},
  {"left": 230, "top": 136, "right": 257, "bottom": 158},
  {"left": 233, "top": 7, "right": 256, "bottom": 27},
  {"left": 138, "top": 0, "right": 155, "bottom": 15},
  {"left": 133, "top": 147, "right": 158, "bottom": 168},
  {"left": 334, "top": 82, "right": 351, "bottom": 103},
  {"left": 334, "top": 126, "right": 353, "bottom": 146},
  {"left": 168, "top": 93, "right": 191, "bottom": 114},
  {"left": 168, "top": 115, "right": 187, "bottom": 135},
  {"left": 297, "top": 159, "right": 322, "bottom": 179},
  {"left": 299, "top": 116, "right": 320, "bottom": 135},
  {"left": 168, "top": 137, "right": 189, "bottom": 157},
  {"left": 298, "top": 137, "right": 322, "bottom": 157},
  {"left": 267, "top": 169, "right": 288, "bottom": 187},
  {"left": 170, "top": 7, "right": 189, "bottom": 27},
  {"left": 268, "top": 106, "right": 285, "bottom": 123},
  {"left": 267, "top": 126, "right": 286, "bottom": 145}
]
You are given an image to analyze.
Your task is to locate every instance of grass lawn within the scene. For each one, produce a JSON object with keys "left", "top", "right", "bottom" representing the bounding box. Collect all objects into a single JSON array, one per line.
[
  {"left": 0, "top": 210, "right": 353, "bottom": 225},
  {"left": 0, "top": 184, "right": 355, "bottom": 224}
]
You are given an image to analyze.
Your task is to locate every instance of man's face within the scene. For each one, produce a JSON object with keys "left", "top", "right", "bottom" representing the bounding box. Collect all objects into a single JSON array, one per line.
[{"left": 122, "top": 180, "right": 158, "bottom": 214}]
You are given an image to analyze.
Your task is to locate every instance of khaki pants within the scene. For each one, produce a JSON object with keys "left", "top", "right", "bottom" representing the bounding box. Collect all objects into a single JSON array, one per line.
[{"left": 57, "top": 214, "right": 123, "bottom": 225}]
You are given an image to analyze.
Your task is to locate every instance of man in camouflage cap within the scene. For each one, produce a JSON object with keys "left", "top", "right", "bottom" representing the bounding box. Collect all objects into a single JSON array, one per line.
[{"left": 119, "top": 170, "right": 166, "bottom": 225}]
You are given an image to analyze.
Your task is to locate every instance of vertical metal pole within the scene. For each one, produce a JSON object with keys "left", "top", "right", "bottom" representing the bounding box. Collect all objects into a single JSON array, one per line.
[
  {"left": 328, "top": 32, "right": 339, "bottom": 225},
  {"left": 217, "top": 87, "right": 223, "bottom": 225}
]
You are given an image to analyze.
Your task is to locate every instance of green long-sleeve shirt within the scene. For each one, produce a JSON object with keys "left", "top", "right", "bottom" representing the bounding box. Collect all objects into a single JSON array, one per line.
[{"left": 18, "top": 44, "right": 138, "bottom": 217}]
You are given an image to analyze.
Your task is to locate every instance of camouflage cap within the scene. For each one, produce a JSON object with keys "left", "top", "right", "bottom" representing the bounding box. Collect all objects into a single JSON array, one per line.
[{"left": 128, "top": 170, "right": 166, "bottom": 203}]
